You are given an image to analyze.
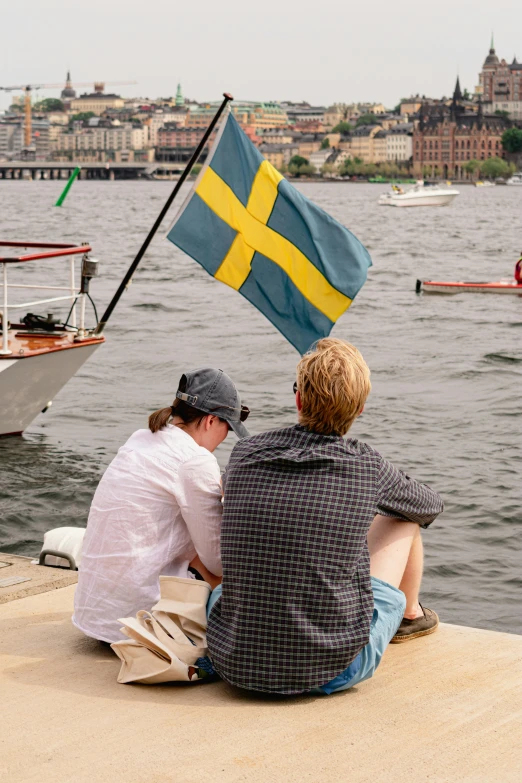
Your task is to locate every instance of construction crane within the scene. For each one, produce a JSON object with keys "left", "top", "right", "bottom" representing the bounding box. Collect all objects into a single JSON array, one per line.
[{"left": 0, "top": 80, "right": 137, "bottom": 149}]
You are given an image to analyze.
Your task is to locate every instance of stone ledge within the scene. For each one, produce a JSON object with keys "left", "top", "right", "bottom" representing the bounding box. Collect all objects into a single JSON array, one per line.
[
  {"left": 0, "top": 581, "right": 520, "bottom": 782},
  {"left": 0, "top": 553, "right": 77, "bottom": 605}
]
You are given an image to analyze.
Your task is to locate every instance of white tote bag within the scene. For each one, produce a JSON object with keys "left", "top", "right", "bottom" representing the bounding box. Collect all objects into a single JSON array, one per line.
[{"left": 111, "top": 575, "right": 212, "bottom": 685}]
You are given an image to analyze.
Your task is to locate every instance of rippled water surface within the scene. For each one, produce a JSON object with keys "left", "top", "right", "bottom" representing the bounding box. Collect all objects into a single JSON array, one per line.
[{"left": 1, "top": 180, "right": 520, "bottom": 634}]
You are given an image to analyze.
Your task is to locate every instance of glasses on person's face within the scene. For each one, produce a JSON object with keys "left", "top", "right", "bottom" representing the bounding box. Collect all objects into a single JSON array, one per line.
[
  {"left": 209, "top": 404, "right": 250, "bottom": 422},
  {"left": 293, "top": 382, "right": 298, "bottom": 394}
]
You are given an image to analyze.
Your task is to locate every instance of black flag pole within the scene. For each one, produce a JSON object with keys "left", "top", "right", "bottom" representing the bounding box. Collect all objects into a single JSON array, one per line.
[{"left": 94, "top": 92, "right": 234, "bottom": 335}]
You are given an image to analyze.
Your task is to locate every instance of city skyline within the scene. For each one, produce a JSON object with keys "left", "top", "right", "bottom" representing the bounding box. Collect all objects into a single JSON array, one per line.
[{"left": 2, "top": 0, "right": 521, "bottom": 111}]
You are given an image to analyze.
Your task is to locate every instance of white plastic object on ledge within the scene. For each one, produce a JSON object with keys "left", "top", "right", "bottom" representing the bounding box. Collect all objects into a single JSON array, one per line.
[{"left": 35, "top": 527, "right": 86, "bottom": 570}]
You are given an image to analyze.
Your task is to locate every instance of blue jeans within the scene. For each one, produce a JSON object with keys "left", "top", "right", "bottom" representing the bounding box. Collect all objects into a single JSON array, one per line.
[{"left": 206, "top": 576, "right": 406, "bottom": 695}]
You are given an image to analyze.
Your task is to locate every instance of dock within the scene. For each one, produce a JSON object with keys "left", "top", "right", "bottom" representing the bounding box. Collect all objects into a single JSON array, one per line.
[{"left": 1, "top": 553, "right": 520, "bottom": 782}]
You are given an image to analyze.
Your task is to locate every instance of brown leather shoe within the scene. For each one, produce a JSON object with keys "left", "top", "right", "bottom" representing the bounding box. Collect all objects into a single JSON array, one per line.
[{"left": 390, "top": 605, "right": 439, "bottom": 643}]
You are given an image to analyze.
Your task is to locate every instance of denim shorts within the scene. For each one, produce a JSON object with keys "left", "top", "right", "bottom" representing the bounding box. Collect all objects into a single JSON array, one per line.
[
  {"left": 314, "top": 576, "right": 406, "bottom": 695},
  {"left": 206, "top": 576, "right": 406, "bottom": 695}
]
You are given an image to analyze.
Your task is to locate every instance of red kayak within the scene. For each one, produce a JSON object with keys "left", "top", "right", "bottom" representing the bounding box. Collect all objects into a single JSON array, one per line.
[{"left": 416, "top": 279, "right": 522, "bottom": 295}]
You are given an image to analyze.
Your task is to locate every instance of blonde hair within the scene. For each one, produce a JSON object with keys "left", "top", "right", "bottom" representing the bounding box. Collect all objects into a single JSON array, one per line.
[{"left": 296, "top": 338, "right": 371, "bottom": 436}]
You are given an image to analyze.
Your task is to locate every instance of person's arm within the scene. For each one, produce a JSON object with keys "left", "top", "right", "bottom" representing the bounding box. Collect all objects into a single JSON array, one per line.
[
  {"left": 189, "top": 554, "right": 222, "bottom": 590},
  {"left": 176, "top": 453, "right": 223, "bottom": 576},
  {"left": 376, "top": 456, "right": 443, "bottom": 529}
]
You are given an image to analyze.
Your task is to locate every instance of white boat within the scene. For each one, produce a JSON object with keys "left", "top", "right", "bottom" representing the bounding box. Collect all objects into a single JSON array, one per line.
[
  {"left": 475, "top": 180, "right": 495, "bottom": 188},
  {"left": 378, "top": 182, "right": 460, "bottom": 207},
  {"left": 416, "top": 278, "right": 522, "bottom": 295},
  {"left": 0, "top": 242, "right": 105, "bottom": 436},
  {"left": 506, "top": 173, "right": 522, "bottom": 186}
]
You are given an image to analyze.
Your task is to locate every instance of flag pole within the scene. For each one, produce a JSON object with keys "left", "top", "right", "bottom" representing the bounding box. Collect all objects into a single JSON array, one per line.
[{"left": 94, "top": 92, "right": 234, "bottom": 335}]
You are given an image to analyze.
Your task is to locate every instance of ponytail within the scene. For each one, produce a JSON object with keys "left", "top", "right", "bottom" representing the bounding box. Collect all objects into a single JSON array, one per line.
[
  {"left": 148, "top": 406, "right": 174, "bottom": 433},
  {"left": 148, "top": 398, "right": 208, "bottom": 434}
]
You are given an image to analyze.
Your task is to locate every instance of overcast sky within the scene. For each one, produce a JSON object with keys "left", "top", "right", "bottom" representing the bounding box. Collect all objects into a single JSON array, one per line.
[{"left": 2, "top": 0, "right": 521, "bottom": 112}]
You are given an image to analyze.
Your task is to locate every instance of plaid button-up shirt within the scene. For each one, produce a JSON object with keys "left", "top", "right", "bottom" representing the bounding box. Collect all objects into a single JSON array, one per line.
[{"left": 207, "top": 425, "right": 443, "bottom": 694}]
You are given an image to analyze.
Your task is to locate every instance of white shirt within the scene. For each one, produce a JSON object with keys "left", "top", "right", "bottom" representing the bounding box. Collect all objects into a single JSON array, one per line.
[{"left": 72, "top": 425, "right": 223, "bottom": 643}]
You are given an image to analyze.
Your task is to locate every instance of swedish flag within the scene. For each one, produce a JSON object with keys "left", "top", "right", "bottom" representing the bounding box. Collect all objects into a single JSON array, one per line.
[{"left": 167, "top": 113, "right": 371, "bottom": 354}]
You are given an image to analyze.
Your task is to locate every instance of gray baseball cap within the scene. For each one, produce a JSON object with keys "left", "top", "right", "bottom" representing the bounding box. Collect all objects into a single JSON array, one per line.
[{"left": 176, "top": 368, "right": 250, "bottom": 439}]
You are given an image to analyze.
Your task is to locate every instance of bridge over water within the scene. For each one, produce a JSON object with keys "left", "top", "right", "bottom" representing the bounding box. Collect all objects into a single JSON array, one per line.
[{"left": 0, "top": 161, "right": 183, "bottom": 180}]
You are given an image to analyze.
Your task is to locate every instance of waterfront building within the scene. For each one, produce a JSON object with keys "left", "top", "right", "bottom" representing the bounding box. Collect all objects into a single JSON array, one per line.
[
  {"left": 376, "top": 114, "right": 403, "bottom": 131},
  {"left": 385, "top": 123, "right": 413, "bottom": 162},
  {"left": 309, "top": 148, "right": 334, "bottom": 170},
  {"left": 413, "top": 78, "right": 508, "bottom": 178},
  {"left": 325, "top": 149, "right": 352, "bottom": 170},
  {"left": 349, "top": 125, "right": 385, "bottom": 163},
  {"left": 70, "top": 92, "right": 125, "bottom": 114},
  {"left": 400, "top": 97, "right": 424, "bottom": 116},
  {"left": 257, "top": 143, "right": 299, "bottom": 169},
  {"left": 147, "top": 110, "right": 187, "bottom": 146},
  {"left": 155, "top": 125, "right": 218, "bottom": 162},
  {"left": 324, "top": 133, "right": 341, "bottom": 147},
  {"left": 323, "top": 105, "right": 346, "bottom": 130},
  {"left": 342, "top": 103, "right": 387, "bottom": 123},
  {"left": 359, "top": 102, "right": 386, "bottom": 115},
  {"left": 256, "top": 129, "right": 295, "bottom": 145},
  {"left": 48, "top": 123, "right": 67, "bottom": 143},
  {"left": 373, "top": 129, "right": 387, "bottom": 164},
  {"left": 338, "top": 134, "right": 353, "bottom": 153},
  {"left": 0, "top": 122, "right": 16, "bottom": 160},
  {"left": 293, "top": 132, "right": 324, "bottom": 158},
  {"left": 477, "top": 37, "right": 522, "bottom": 119},
  {"left": 3, "top": 118, "right": 51, "bottom": 160},
  {"left": 51, "top": 123, "right": 150, "bottom": 162},
  {"left": 290, "top": 120, "right": 326, "bottom": 133},
  {"left": 186, "top": 101, "right": 288, "bottom": 132},
  {"left": 281, "top": 102, "right": 326, "bottom": 125}
]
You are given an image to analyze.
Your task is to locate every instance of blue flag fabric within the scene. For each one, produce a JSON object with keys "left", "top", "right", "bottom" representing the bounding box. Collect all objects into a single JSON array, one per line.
[{"left": 167, "top": 113, "right": 371, "bottom": 354}]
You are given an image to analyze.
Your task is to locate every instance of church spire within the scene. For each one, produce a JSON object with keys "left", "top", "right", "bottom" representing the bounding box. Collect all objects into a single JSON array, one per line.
[
  {"left": 61, "top": 69, "right": 76, "bottom": 101},
  {"left": 175, "top": 83, "right": 184, "bottom": 106},
  {"left": 484, "top": 34, "right": 499, "bottom": 66},
  {"left": 453, "top": 76, "right": 463, "bottom": 103}
]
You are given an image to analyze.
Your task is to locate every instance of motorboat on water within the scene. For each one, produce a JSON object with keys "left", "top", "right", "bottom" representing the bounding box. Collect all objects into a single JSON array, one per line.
[
  {"left": 416, "top": 278, "right": 522, "bottom": 295},
  {"left": 0, "top": 242, "right": 105, "bottom": 437},
  {"left": 378, "top": 182, "right": 460, "bottom": 207},
  {"left": 506, "top": 173, "right": 522, "bottom": 186},
  {"left": 474, "top": 180, "right": 495, "bottom": 188}
]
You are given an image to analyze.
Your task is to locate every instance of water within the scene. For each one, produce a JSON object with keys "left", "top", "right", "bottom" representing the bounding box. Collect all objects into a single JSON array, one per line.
[{"left": 1, "top": 180, "right": 520, "bottom": 634}]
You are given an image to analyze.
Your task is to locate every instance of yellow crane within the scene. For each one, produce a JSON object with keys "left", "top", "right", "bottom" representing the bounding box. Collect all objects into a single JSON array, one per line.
[{"left": 0, "top": 80, "right": 137, "bottom": 150}]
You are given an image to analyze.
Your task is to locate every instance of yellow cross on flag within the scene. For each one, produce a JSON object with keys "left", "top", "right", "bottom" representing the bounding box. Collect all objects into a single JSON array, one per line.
[{"left": 167, "top": 113, "right": 371, "bottom": 354}]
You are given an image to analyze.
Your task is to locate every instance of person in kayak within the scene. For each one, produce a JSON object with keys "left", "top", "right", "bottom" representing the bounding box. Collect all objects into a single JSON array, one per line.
[
  {"left": 515, "top": 252, "right": 522, "bottom": 285},
  {"left": 207, "top": 338, "right": 443, "bottom": 695},
  {"left": 73, "top": 368, "right": 249, "bottom": 644}
]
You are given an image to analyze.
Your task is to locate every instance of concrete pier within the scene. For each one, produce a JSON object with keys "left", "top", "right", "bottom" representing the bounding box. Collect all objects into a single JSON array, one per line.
[{"left": 0, "top": 554, "right": 520, "bottom": 782}]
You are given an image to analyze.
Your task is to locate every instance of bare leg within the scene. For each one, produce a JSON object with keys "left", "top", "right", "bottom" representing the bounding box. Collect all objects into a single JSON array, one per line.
[
  {"left": 368, "top": 515, "right": 423, "bottom": 619},
  {"left": 398, "top": 527, "right": 424, "bottom": 619}
]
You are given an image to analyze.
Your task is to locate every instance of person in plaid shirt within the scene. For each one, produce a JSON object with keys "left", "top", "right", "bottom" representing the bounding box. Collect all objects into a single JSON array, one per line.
[{"left": 206, "top": 338, "right": 443, "bottom": 695}]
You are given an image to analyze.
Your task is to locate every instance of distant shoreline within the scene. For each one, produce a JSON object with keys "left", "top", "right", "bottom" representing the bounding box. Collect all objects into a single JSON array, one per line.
[{"left": 0, "top": 173, "right": 484, "bottom": 186}]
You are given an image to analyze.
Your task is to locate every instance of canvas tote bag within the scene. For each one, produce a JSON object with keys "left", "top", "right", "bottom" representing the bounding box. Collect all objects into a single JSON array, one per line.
[{"left": 111, "top": 575, "right": 212, "bottom": 685}]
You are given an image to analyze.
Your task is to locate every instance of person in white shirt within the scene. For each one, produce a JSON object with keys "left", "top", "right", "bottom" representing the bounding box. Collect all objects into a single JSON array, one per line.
[{"left": 72, "top": 368, "right": 250, "bottom": 643}]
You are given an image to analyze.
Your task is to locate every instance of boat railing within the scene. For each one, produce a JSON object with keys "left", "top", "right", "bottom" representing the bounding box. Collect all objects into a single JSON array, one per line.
[{"left": 0, "top": 242, "right": 93, "bottom": 356}]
